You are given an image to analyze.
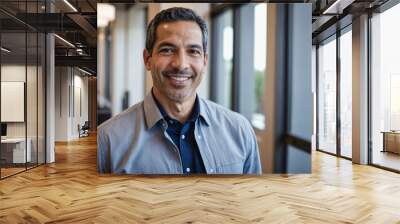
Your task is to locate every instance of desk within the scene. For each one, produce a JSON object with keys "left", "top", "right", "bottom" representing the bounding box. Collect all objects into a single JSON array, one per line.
[
  {"left": 382, "top": 131, "right": 400, "bottom": 154},
  {"left": 1, "top": 138, "right": 31, "bottom": 163}
]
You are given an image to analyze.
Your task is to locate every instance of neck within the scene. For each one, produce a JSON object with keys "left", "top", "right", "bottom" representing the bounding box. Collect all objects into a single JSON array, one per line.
[{"left": 152, "top": 88, "right": 196, "bottom": 124}]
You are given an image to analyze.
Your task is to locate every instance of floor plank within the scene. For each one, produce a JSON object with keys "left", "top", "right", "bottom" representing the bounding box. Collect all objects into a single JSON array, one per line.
[{"left": 0, "top": 134, "right": 399, "bottom": 223}]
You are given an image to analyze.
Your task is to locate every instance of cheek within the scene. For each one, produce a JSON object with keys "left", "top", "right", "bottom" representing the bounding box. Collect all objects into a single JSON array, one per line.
[
  {"left": 156, "top": 60, "right": 171, "bottom": 74},
  {"left": 193, "top": 62, "right": 205, "bottom": 77}
]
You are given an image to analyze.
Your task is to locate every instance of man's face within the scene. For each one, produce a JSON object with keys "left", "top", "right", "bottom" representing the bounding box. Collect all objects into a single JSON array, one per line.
[{"left": 144, "top": 21, "right": 208, "bottom": 103}]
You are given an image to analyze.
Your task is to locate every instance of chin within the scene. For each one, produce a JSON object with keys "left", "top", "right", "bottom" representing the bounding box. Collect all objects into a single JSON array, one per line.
[{"left": 166, "top": 90, "right": 193, "bottom": 103}]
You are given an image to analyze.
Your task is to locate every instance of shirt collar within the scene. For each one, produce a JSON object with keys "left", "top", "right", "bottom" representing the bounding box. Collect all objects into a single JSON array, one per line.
[{"left": 143, "top": 89, "right": 210, "bottom": 129}]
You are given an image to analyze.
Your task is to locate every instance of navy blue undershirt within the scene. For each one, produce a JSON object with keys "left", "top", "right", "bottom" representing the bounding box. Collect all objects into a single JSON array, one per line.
[{"left": 152, "top": 90, "right": 206, "bottom": 174}]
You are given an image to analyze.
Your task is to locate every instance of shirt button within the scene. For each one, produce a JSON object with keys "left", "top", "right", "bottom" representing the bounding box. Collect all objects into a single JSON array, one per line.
[
  {"left": 181, "top": 135, "right": 185, "bottom": 140},
  {"left": 210, "top": 168, "right": 214, "bottom": 173},
  {"left": 186, "top": 168, "right": 191, "bottom": 173},
  {"left": 198, "top": 135, "right": 202, "bottom": 140}
]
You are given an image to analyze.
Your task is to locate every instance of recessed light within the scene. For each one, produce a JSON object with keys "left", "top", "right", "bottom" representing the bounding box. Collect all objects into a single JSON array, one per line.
[
  {"left": 63, "top": 0, "right": 78, "bottom": 12},
  {"left": 1, "top": 47, "right": 11, "bottom": 53},
  {"left": 78, "top": 67, "right": 92, "bottom": 76},
  {"left": 54, "top": 34, "right": 75, "bottom": 48}
]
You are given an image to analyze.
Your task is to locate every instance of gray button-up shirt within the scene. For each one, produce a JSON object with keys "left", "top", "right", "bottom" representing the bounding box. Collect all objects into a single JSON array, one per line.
[{"left": 97, "top": 92, "right": 262, "bottom": 175}]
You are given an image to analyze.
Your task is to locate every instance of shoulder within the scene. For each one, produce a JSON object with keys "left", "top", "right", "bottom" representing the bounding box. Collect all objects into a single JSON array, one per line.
[
  {"left": 200, "top": 98, "right": 251, "bottom": 130},
  {"left": 97, "top": 101, "right": 144, "bottom": 137}
]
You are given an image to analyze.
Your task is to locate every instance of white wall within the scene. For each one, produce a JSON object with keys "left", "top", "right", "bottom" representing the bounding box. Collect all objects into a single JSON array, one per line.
[
  {"left": 1, "top": 64, "right": 46, "bottom": 164},
  {"left": 55, "top": 67, "right": 69, "bottom": 141},
  {"left": 1, "top": 65, "right": 27, "bottom": 140},
  {"left": 1, "top": 65, "right": 37, "bottom": 138},
  {"left": 55, "top": 67, "right": 89, "bottom": 141}
]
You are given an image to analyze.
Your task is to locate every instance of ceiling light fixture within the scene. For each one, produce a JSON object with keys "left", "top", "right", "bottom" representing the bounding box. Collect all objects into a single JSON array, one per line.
[
  {"left": 54, "top": 34, "right": 75, "bottom": 48},
  {"left": 78, "top": 67, "right": 92, "bottom": 76},
  {"left": 63, "top": 0, "right": 78, "bottom": 12},
  {"left": 1, "top": 47, "right": 11, "bottom": 53},
  {"left": 322, "top": 0, "right": 354, "bottom": 15}
]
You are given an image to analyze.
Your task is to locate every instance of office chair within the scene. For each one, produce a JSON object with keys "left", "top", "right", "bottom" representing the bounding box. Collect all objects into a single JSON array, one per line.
[{"left": 78, "top": 121, "right": 90, "bottom": 138}]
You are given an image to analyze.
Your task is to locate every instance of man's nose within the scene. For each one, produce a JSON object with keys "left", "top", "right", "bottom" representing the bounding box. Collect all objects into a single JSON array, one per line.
[{"left": 171, "top": 51, "right": 189, "bottom": 71}]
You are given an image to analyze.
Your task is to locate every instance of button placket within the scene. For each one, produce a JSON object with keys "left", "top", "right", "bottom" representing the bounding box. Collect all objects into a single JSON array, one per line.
[
  {"left": 194, "top": 123, "right": 215, "bottom": 174},
  {"left": 161, "top": 123, "right": 183, "bottom": 174}
]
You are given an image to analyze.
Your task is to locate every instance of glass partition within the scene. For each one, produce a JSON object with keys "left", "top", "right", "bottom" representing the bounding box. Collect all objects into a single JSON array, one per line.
[
  {"left": 317, "top": 35, "right": 337, "bottom": 155},
  {"left": 212, "top": 9, "right": 233, "bottom": 109},
  {"left": 1, "top": 30, "right": 28, "bottom": 177},
  {"left": 371, "top": 3, "right": 400, "bottom": 171},
  {"left": 38, "top": 32, "right": 45, "bottom": 165},
  {"left": 0, "top": 1, "right": 46, "bottom": 179},
  {"left": 252, "top": 3, "right": 267, "bottom": 130},
  {"left": 27, "top": 30, "right": 38, "bottom": 169},
  {"left": 339, "top": 28, "right": 352, "bottom": 158}
]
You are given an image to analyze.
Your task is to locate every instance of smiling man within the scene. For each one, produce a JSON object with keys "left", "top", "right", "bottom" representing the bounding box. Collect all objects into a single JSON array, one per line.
[{"left": 97, "top": 7, "right": 262, "bottom": 174}]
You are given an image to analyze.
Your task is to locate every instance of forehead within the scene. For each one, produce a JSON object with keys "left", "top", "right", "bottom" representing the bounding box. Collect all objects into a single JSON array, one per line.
[{"left": 155, "top": 21, "right": 203, "bottom": 44}]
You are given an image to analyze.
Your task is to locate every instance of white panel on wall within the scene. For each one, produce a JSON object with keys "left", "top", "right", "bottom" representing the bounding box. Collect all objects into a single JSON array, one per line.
[{"left": 1, "top": 82, "right": 25, "bottom": 122}]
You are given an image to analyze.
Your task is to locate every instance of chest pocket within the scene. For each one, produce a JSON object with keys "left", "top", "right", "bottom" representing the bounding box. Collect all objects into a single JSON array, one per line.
[{"left": 215, "top": 160, "right": 244, "bottom": 174}]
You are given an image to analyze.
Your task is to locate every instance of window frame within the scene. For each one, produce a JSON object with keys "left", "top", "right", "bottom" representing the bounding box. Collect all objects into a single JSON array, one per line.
[
  {"left": 315, "top": 23, "right": 353, "bottom": 161},
  {"left": 368, "top": 0, "right": 400, "bottom": 173}
]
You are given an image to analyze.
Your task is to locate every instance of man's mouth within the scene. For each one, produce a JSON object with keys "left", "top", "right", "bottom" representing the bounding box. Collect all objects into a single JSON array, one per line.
[
  {"left": 168, "top": 75, "right": 191, "bottom": 81},
  {"left": 163, "top": 72, "right": 193, "bottom": 86}
]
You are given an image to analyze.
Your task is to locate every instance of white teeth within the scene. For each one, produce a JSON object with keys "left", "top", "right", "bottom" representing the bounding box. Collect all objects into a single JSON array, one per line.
[{"left": 170, "top": 76, "right": 189, "bottom": 81}]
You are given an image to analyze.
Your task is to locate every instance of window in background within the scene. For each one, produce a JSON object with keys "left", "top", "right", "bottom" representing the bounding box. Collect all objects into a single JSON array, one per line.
[
  {"left": 339, "top": 28, "right": 352, "bottom": 158},
  {"left": 252, "top": 3, "right": 267, "bottom": 130},
  {"left": 222, "top": 10, "right": 233, "bottom": 109},
  {"left": 317, "top": 36, "right": 337, "bottom": 155},
  {"left": 390, "top": 74, "right": 400, "bottom": 130},
  {"left": 371, "top": 3, "right": 400, "bottom": 171},
  {"left": 223, "top": 23, "right": 233, "bottom": 109},
  {"left": 211, "top": 9, "right": 233, "bottom": 109}
]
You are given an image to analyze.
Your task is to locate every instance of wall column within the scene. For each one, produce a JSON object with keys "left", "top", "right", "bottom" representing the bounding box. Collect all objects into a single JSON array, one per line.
[{"left": 352, "top": 14, "right": 369, "bottom": 164}]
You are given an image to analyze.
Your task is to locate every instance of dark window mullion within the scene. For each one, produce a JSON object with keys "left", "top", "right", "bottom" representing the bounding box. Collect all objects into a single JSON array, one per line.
[
  {"left": 316, "top": 44, "right": 320, "bottom": 151},
  {"left": 367, "top": 11, "right": 373, "bottom": 165},
  {"left": 336, "top": 29, "right": 341, "bottom": 157},
  {"left": 36, "top": 0, "right": 39, "bottom": 167}
]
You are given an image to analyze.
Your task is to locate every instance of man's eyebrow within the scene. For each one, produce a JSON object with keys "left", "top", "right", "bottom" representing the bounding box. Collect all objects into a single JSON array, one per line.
[
  {"left": 157, "top": 42, "right": 176, "bottom": 49},
  {"left": 187, "top": 44, "right": 202, "bottom": 50}
]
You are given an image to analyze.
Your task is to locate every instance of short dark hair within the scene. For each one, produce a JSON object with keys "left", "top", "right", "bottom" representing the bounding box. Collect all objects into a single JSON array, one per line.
[{"left": 145, "top": 7, "right": 208, "bottom": 55}]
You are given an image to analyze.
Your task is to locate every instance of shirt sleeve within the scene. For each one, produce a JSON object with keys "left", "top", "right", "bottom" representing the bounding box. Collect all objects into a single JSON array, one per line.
[
  {"left": 97, "top": 127, "right": 111, "bottom": 173},
  {"left": 243, "top": 120, "right": 262, "bottom": 175}
]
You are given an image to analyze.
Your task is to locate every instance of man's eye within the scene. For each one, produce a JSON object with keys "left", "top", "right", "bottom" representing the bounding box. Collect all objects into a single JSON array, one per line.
[
  {"left": 159, "top": 48, "right": 173, "bottom": 54},
  {"left": 189, "top": 49, "right": 201, "bottom": 56}
]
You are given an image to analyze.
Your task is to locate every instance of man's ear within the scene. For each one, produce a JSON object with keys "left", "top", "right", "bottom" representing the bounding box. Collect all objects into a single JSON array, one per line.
[
  {"left": 204, "top": 53, "right": 209, "bottom": 67},
  {"left": 143, "top": 49, "right": 152, "bottom": 71}
]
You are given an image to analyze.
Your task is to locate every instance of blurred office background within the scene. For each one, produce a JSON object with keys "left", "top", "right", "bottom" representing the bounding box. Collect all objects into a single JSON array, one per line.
[
  {"left": 1, "top": 0, "right": 397, "bottom": 178},
  {"left": 97, "top": 3, "right": 313, "bottom": 173},
  {"left": 0, "top": 0, "right": 97, "bottom": 179},
  {"left": 1, "top": 0, "right": 398, "bottom": 178}
]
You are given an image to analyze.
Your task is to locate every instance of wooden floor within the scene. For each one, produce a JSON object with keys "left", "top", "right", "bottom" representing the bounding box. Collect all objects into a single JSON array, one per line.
[
  {"left": 0, "top": 167, "right": 26, "bottom": 178},
  {"left": 1, "top": 135, "right": 400, "bottom": 223},
  {"left": 372, "top": 151, "right": 400, "bottom": 171}
]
